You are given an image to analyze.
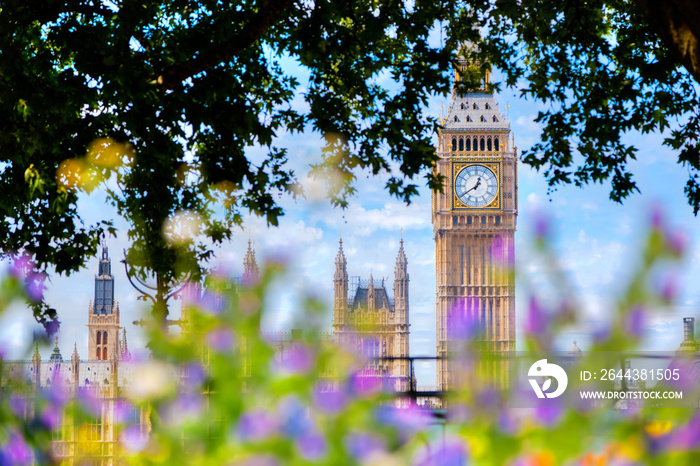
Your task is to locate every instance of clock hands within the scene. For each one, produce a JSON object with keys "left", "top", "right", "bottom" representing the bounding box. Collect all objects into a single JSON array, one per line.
[{"left": 467, "top": 177, "right": 482, "bottom": 193}]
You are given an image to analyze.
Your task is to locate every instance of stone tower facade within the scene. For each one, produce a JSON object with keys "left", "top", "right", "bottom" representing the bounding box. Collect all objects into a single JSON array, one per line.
[
  {"left": 433, "top": 56, "right": 517, "bottom": 390},
  {"left": 332, "top": 239, "right": 410, "bottom": 392},
  {"left": 88, "top": 246, "right": 121, "bottom": 361}
]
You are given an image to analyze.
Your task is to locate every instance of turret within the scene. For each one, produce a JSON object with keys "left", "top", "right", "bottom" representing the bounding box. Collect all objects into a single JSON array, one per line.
[
  {"left": 333, "top": 238, "right": 348, "bottom": 325},
  {"left": 242, "top": 240, "right": 260, "bottom": 284},
  {"left": 367, "top": 272, "right": 375, "bottom": 311},
  {"left": 32, "top": 343, "right": 41, "bottom": 390},
  {"left": 677, "top": 317, "right": 697, "bottom": 353},
  {"left": 120, "top": 328, "right": 131, "bottom": 360},
  {"left": 94, "top": 244, "right": 115, "bottom": 315},
  {"left": 109, "top": 349, "right": 119, "bottom": 397},
  {"left": 393, "top": 238, "right": 409, "bottom": 324},
  {"left": 71, "top": 342, "right": 80, "bottom": 392}
]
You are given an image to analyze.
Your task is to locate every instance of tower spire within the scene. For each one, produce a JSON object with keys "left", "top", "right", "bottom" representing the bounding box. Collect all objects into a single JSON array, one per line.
[{"left": 243, "top": 240, "right": 260, "bottom": 284}]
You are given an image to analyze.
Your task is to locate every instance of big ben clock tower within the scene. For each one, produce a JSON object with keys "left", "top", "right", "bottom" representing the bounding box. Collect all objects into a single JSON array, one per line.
[{"left": 433, "top": 57, "right": 517, "bottom": 391}]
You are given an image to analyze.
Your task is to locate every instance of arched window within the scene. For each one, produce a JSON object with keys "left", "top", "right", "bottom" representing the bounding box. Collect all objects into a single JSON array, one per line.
[
  {"left": 103, "top": 347, "right": 107, "bottom": 361},
  {"left": 451, "top": 138, "right": 457, "bottom": 151},
  {"left": 96, "top": 348, "right": 101, "bottom": 360},
  {"left": 492, "top": 115, "right": 498, "bottom": 122},
  {"left": 485, "top": 103, "right": 491, "bottom": 110},
  {"left": 480, "top": 138, "right": 485, "bottom": 151},
  {"left": 473, "top": 103, "right": 478, "bottom": 110},
  {"left": 460, "top": 103, "right": 465, "bottom": 110},
  {"left": 466, "top": 137, "right": 471, "bottom": 151},
  {"left": 480, "top": 115, "right": 486, "bottom": 122},
  {"left": 487, "top": 138, "right": 492, "bottom": 151},
  {"left": 103, "top": 331, "right": 108, "bottom": 345},
  {"left": 458, "top": 138, "right": 464, "bottom": 151},
  {"left": 96, "top": 332, "right": 101, "bottom": 345},
  {"left": 466, "top": 116, "right": 472, "bottom": 122},
  {"left": 364, "top": 338, "right": 379, "bottom": 360},
  {"left": 467, "top": 216, "right": 472, "bottom": 225},
  {"left": 494, "top": 138, "right": 499, "bottom": 151},
  {"left": 454, "top": 115, "right": 458, "bottom": 122}
]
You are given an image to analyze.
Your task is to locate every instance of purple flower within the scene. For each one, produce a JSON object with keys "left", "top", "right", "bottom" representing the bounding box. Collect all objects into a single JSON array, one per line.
[
  {"left": 376, "top": 405, "right": 434, "bottom": 433},
  {"left": 534, "top": 403, "right": 562, "bottom": 427},
  {"left": 349, "top": 371, "right": 382, "bottom": 395},
  {"left": 448, "top": 299, "right": 480, "bottom": 341},
  {"left": 624, "top": 306, "right": 645, "bottom": 338},
  {"left": 120, "top": 424, "right": 148, "bottom": 452},
  {"left": 668, "top": 414, "right": 700, "bottom": 450},
  {"left": 667, "top": 230, "right": 686, "bottom": 256},
  {"left": 312, "top": 386, "right": 347, "bottom": 414},
  {"left": 3, "top": 432, "right": 32, "bottom": 465},
  {"left": 41, "top": 403, "right": 63, "bottom": 430},
  {"left": 237, "top": 409, "right": 278, "bottom": 440},
  {"left": 534, "top": 214, "right": 550, "bottom": 240},
  {"left": 413, "top": 436, "right": 468, "bottom": 466},
  {"left": 43, "top": 319, "right": 60, "bottom": 338},
  {"left": 9, "top": 395, "right": 27, "bottom": 418},
  {"left": 659, "top": 272, "right": 679, "bottom": 303},
  {"left": 278, "top": 397, "right": 311, "bottom": 438},
  {"left": 205, "top": 327, "right": 234, "bottom": 352},
  {"left": 297, "top": 431, "right": 326, "bottom": 460},
  {"left": 161, "top": 393, "right": 203, "bottom": 426},
  {"left": 113, "top": 400, "right": 136, "bottom": 424},
  {"left": 277, "top": 344, "right": 314, "bottom": 375},
  {"left": 524, "top": 297, "right": 547, "bottom": 338},
  {"left": 182, "top": 362, "right": 206, "bottom": 389},
  {"left": 347, "top": 432, "right": 386, "bottom": 460}
]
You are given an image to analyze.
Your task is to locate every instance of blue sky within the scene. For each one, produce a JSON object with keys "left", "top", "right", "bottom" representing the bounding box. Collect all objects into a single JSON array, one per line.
[{"left": 1, "top": 64, "right": 699, "bottom": 390}]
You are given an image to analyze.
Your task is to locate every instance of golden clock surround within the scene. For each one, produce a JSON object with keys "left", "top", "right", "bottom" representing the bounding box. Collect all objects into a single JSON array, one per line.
[{"left": 451, "top": 159, "right": 502, "bottom": 211}]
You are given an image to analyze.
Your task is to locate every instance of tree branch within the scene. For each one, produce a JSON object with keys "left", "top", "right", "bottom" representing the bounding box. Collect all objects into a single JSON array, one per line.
[
  {"left": 157, "top": 0, "right": 296, "bottom": 89},
  {"left": 637, "top": 0, "right": 700, "bottom": 84}
]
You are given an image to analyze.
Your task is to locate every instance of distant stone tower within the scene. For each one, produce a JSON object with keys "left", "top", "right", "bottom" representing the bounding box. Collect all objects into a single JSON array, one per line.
[
  {"left": 433, "top": 52, "right": 517, "bottom": 390},
  {"left": 332, "top": 238, "right": 410, "bottom": 392},
  {"left": 88, "top": 246, "right": 121, "bottom": 361},
  {"left": 242, "top": 240, "right": 260, "bottom": 284}
]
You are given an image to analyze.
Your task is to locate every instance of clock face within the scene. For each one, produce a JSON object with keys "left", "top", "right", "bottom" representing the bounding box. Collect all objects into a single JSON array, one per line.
[{"left": 455, "top": 165, "right": 499, "bottom": 208}]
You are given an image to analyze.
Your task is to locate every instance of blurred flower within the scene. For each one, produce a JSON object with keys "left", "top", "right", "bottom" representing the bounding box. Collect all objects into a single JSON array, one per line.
[
  {"left": 1, "top": 431, "right": 32, "bottom": 465},
  {"left": 376, "top": 405, "right": 434, "bottom": 433},
  {"left": 413, "top": 436, "right": 468, "bottom": 466},
  {"left": 347, "top": 432, "right": 386, "bottom": 461},
  {"left": 658, "top": 272, "right": 679, "bottom": 303},
  {"left": 237, "top": 409, "right": 278, "bottom": 441},
  {"left": 349, "top": 371, "right": 383, "bottom": 395},
  {"left": 113, "top": 400, "right": 136, "bottom": 424},
  {"left": 524, "top": 297, "right": 549, "bottom": 343},
  {"left": 182, "top": 362, "right": 206, "bottom": 389},
  {"left": 161, "top": 393, "right": 204, "bottom": 426},
  {"left": 624, "top": 306, "right": 645, "bottom": 338},
  {"left": 9, "top": 395, "right": 27, "bottom": 418},
  {"left": 277, "top": 344, "right": 314, "bottom": 375},
  {"left": 40, "top": 403, "right": 61, "bottom": 430},
  {"left": 279, "top": 397, "right": 312, "bottom": 438},
  {"left": 120, "top": 424, "right": 148, "bottom": 453},
  {"left": 448, "top": 299, "right": 479, "bottom": 342},
  {"left": 313, "top": 385, "right": 347, "bottom": 414},
  {"left": 206, "top": 327, "right": 235, "bottom": 352},
  {"left": 43, "top": 319, "right": 60, "bottom": 338},
  {"left": 534, "top": 401, "right": 562, "bottom": 427},
  {"left": 667, "top": 414, "right": 700, "bottom": 450},
  {"left": 233, "top": 455, "right": 279, "bottom": 466},
  {"left": 128, "top": 361, "right": 175, "bottom": 401},
  {"left": 297, "top": 430, "right": 326, "bottom": 460}
]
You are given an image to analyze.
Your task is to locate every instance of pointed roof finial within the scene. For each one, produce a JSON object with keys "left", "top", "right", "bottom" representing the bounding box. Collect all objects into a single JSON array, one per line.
[{"left": 32, "top": 342, "right": 40, "bottom": 363}]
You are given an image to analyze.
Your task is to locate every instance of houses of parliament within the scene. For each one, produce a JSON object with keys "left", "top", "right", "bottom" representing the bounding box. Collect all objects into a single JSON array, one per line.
[{"left": 1, "top": 57, "right": 520, "bottom": 461}]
